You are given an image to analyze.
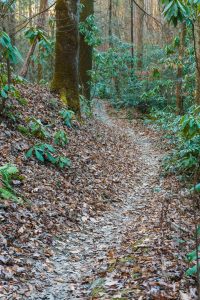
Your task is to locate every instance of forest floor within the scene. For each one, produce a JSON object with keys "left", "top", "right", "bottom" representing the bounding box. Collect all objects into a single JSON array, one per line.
[{"left": 0, "top": 86, "right": 198, "bottom": 300}]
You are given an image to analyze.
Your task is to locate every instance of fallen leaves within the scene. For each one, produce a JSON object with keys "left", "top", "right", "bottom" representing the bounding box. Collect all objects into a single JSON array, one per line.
[
  {"left": 0, "top": 85, "right": 141, "bottom": 298},
  {"left": 0, "top": 89, "right": 198, "bottom": 299}
]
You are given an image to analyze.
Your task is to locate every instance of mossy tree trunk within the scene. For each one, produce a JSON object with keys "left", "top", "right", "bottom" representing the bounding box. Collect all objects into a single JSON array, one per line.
[
  {"left": 79, "top": 0, "right": 94, "bottom": 102},
  {"left": 51, "top": 0, "right": 80, "bottom": 116}
]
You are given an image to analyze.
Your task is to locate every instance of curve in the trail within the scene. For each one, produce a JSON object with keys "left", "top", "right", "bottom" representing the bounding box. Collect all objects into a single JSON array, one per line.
[{"left": 28, "top": 101, "right": 163, "bottom": 300}]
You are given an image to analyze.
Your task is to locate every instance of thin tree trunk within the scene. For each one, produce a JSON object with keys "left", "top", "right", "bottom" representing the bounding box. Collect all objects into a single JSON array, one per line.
[
  {"left": 136, "top": 0, "right": 144, "bottom": 70},
  {"left": 194, "top": 19, "right": 200, "bottom": 105},
  {"left": 108, "top": 0, "right": 112, "bottom": 47},
  {"left": 37, "top": 0, "right": 48, "bottom": 83},
  {"left": 79, "top": 0, "right": 94, "bottom": 102},
  {"left": 19, "top": 0, "right": 48, "bottom": 79},
  {"left": 51, "top": 0, "right": 80, "bottom": 116},
  {"left": 131, "top": 0, "right": 134, "bottom": 70},
  {"left": 19, "top": 38, "right": 38, "bottom": 77},
  {"left": 29, "top": 0, "right": 33, "bottom": 27},
  {"left": 176, "top": 23, "right": 186, "bottom": 115}
]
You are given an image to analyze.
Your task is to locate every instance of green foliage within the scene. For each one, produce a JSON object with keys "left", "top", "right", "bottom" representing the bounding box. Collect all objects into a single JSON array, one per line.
[
  {"left": 60, "top": 109, "right": 75, "bottom": 128},
  {"left": 180, "top": 107, "right": 200, "bottom": 139},
  {"left": 0, "top": 31, "right": 23, "bottom": 114},
  {"left": 54, "top": 130, "right": 68, "bottom": 147},
  {"left": 24, "top": 27, "right": 55, "bottom": 83},
  {"left": 0, "top": 31, "right": 22, "bottom": 64},
  {"left": 79, "top": 14, "right": 101, "bottom": 47},
  {"left": 194, "top": 183, "right": 200, "bottom": 192},
  {"left": 186, "top": 225, "right": 200, "bottom": 277},
  {"left": 24, "top": 28, "right": 48, "bottom": 44},
  {"left": 26, "top": 143, "right": 71, "bottom": 169},
  {"left": 18, "top": 117, "right": 50, "bottom": 139},
  {"left": 48, "top": 98, "right": 58, "bottom": 109},
  {"left": 164, "top": 106, "right": 200, "bottom": 176},
  {"left": 161, "top": 0, "right": 200, "bottom": 26},
  {"left": 29, "top": 117, "right": 50, "bottom": 139},
  {"left": 55, "top": 156, "right": 71, "bottom": 168},
  {"left": 37, "top": 38, "right": 54, "bottom": 64},
  {"left": 93, "top": 38, "right": 138, "bottom": 108},
  {"left": 0, "top": 164, "right": 23, "bottom": 203},
  {"left": 26, "top": 143, "right": 56, "bottom": 163}
]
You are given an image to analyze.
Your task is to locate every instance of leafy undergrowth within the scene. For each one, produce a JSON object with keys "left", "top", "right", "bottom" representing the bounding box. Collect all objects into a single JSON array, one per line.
[{"left": 0, "top": 85, "right": 139, "bottom": 298}]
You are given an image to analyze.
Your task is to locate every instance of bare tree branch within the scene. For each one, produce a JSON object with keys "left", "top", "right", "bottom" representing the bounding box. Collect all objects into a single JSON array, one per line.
[
  {"left": 132, "top": 0, "right": 163, "bottom": 26},
  {"left": 14, "top": 1, "right": 56, "bottom": 35}
]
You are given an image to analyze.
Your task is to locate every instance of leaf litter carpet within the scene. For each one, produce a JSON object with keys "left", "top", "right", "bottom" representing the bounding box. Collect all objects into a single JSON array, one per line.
[{"left": 0, "top": 88, "right": 197, "bottom": 299}]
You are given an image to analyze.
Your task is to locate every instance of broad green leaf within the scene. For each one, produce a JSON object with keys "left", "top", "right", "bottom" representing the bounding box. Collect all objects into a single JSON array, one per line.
[
  {"left": 195, "top": 183, "right": 200, "bottom": 192},
  {"left": 35, "top": 150, "right": 45, "bottom": 162},
  {"left": 26, "top": 148, "right": 33, "bottom": 158},
  {"left": 0, "top": 188, "right": 20, "bottom": 203},
  {"left": 1, "top": 89, "right": 8, "bottom": 98},
  {"left": 186, "top": 265, "right": 197, "bottom": 276},
  {"left": 45, "top": 144, "right": 55, "bottom": 153},
  {"left": 46, "top": 152, "right": 56, "bottom": 164},
  {"left": 163, "top": 0, "right": 175, "bottom": 15}
]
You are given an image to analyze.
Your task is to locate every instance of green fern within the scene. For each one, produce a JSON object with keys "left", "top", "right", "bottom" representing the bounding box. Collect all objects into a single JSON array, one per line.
[{"left": 0, "top": 164, "right": 23, "bottom": 203}]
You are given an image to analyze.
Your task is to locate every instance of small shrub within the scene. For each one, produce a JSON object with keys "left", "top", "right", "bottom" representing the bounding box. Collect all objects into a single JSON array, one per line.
[
  {"left": 26, "top": 143, "right": 56, "bottom": 163},
  {"left": 0, "top": 164, "right": 23, "bottom": 203},
  {"left": 60, "top": 109, "right": 75, "bottom": 128},
  {"left": 55, "top": 156, "right": 71, "bottom": 168},
  {"left": 0, "top": 31, "right": 22, "bottom": 114},
  {"left": 26, "top": 143, "right": 71, "bottom": 168},
  {"left": 186, "top": 218, "right": 200, "bottom": 276},
  {"left": 54, "top": 130, "right": 68, "bottom": 147},
  {"left": 164, "top": 106, "right": 200, "bottom": 176},
  {"left": 18, "top": 117, "right": 50, "bottom": 139},
  {"left": 48, "top": 98, "right": 58, "bottom": 109},
  {"left": 28, "top": 117, "right": 50, "bottom": 139}
]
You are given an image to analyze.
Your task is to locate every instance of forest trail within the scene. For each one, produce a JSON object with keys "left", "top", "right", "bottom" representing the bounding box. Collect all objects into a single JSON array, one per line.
[{"left": 28, "top": 101, "right": 171, "bottom": 300}]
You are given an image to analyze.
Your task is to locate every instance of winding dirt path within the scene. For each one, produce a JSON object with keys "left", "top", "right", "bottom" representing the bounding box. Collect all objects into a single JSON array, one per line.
[{"left": 29, "top": 102, "right": 166, "bottom": 300}]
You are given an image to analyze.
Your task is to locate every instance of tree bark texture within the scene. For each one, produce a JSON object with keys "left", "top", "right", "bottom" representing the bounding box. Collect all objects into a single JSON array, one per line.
[
  {"left": 176, "top": 23, "right": 186, "bottom": 115},
  {"left": 136, "top": 0, "right": 144, "bottom": 70},
  {"left": 51, "top": 0, "right": 80, "bottom": 115},
  {"left": 194, "top": 19, "right": 200, "bottom": 105},
  {"left": 37, "top": 0, "right": 48, "bottom": 83},
  {"left": 79, "top": 0, "right": 94, "bottom": 101}
]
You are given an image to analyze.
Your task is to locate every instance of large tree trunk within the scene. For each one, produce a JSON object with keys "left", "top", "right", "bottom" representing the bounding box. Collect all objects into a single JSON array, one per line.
[
  {"left": 51, "top": 0, "right": 80, "bottom": 115},
  {"left": 136, "top": 0, "right": 144, "bottom": 70},
  {"left": 176, "top": 23, "right": 186, "bottom": 115},
  {"left": 194, "top": 19, "right": 200, "bottom": 105},
  {"left": 79, "top": 0, "right": 94, "bottom": 102}
]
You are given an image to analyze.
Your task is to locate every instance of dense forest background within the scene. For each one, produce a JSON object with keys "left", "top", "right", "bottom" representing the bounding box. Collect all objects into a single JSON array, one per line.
[{"left": 1, "top": 0, "right": 199, "bottom": 114}]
